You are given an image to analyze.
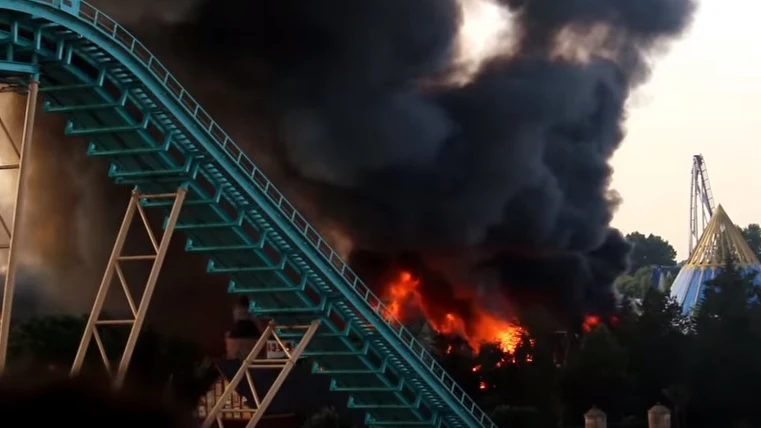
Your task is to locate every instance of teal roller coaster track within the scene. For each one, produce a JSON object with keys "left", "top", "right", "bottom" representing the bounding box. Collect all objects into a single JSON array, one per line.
[{"left": 0, "top": 1, "right": 498, "bottom": 427}]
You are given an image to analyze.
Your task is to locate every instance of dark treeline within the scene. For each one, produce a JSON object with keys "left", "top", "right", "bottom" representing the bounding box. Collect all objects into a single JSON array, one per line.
[
  {"left": 7, "top": 227, "right": 761, "bottom": 428},
  {"left": 430, "top": 255, "right": 761, "bottom": 428},
  {"left": 5, "top": 262, "right": 760, "bottom": 428},
  {"left": 4, "top": 315, "right": 217, "bottom": 411}
]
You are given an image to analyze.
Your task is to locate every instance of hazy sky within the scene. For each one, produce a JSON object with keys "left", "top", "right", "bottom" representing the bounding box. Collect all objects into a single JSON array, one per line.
[{"left": 610, "top": 0, "right": 761, "bottom": 260}]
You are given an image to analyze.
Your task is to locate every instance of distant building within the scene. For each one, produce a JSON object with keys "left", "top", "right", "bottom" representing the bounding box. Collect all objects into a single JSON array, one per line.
[
  {"left": 194, "top": 297, "right": 364, "bottom": 427},
  {"left": 196, "top": 373, "right": 299, "bottom": 428},
  {"left": 670, "top": 205, "right": 761, "bottom": 313}
]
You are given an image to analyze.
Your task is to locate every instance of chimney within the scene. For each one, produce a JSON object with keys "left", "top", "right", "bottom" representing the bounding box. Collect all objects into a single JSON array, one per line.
[{"left": 225, "top": 296, "right": 259, "bottom": 360}]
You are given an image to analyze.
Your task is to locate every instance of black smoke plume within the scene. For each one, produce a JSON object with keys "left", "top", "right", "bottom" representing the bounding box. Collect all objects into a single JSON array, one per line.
[
  {"left": 82, "top": 0, "right": 696, "bottom": 332},
  {"left": 171, "top": 0, "right": 694, "bottom": 321},
  {"left": 165, "top": 0, "right": 695, "bottom": 319}
]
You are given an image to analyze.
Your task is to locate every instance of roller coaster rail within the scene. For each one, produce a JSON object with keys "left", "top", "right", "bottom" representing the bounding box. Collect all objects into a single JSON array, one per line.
[{"left": 0, "top": 1, "right": 498, "bottom": 427}]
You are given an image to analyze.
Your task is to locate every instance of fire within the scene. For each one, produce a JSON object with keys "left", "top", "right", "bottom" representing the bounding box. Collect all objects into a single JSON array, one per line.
[
  {"left": 582, "top": 314, "right": 619, "bottom": 333},
  {"left": 385, "top": 271, "right": 421, "bottom": 319},
  {"left": 382, "top": 270, "right": 525, "bottom": 354},
  {"left": 582, "top": 315, "right": 601, "bottom": 332}
]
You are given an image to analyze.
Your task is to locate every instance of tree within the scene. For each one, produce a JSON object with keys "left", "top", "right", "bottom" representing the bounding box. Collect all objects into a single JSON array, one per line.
[
  {"left": 618, "top": 288, "right": 691, "bottom": 415},
  {"left": 625, "top": 232, "right": 677, "bottom": 273},
  {"left": 694, "top": 257, "right": 760, "bottom": 326},
  {"left": 561, "top": 325, "right": 634, "bottom": 424},
  {"left": 7, "top": 315, "right": 216, "bottom": 407},
  {"left": 8, "top": 315, "right": 93, "bottom": 365},
  {"left": 688, "top": 257, "right": 761, "bottom": 427},
  {"left": 616, "top": 266, "right": 657, "bottom": 300},
  {"left": 741, "top": 224, "right": 761, "bottom": 261},
  {"left": 482, "top": 307, "right": 565, "bottom": 428}
]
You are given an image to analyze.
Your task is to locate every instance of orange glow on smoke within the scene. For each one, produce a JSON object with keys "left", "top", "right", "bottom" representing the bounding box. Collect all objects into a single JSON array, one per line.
[{"left": 382, "top": 270, "right": 525, "bottom": 354}]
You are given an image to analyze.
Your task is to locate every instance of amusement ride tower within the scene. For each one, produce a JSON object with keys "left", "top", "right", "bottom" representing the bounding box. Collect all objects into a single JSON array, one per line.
[{"left": 670, "top": 155, "right": 761, "bottom": 313}]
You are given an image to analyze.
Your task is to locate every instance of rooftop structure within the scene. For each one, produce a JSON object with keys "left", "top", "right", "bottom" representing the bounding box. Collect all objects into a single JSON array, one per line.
[{"left": 670, "top": 205, "right": 761, "bottom": 313}]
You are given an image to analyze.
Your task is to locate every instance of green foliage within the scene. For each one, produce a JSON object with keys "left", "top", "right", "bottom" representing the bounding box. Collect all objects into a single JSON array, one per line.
[
  {"left": 560, "top": 322, "right": 652, "bottom": 425},
  {"left": 616, "top": 231, "right": 678, "bottom": 299},
  {"left": 685, "top": 256, "right": 761, "bottom": 426},
  {"left": 6, "top": 314, "right": 215, "bottom": 407},
  {"left": 741, "top": 223, "right": 761, "bottom": 261},
  {"left": 616, "top": 266, "right": 657, "bottom": 300},
  {"left": 8, "top": 315, "right": 90, "bottom": 364},
  {"left": 625, "top": 232, "right": 677, "bottom": 273}
]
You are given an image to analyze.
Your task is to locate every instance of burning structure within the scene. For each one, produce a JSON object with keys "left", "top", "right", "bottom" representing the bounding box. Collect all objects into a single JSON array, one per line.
[{"left": 670, "top": 205, "right": 761, "bottom": 313}]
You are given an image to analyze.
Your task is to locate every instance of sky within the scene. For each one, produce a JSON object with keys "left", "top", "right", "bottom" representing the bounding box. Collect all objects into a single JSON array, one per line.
[{"left": 610, "top": 0, "right": 761, "bottom": 260}]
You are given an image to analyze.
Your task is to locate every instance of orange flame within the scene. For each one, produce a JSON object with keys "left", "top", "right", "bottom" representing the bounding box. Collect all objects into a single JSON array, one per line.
[
  {"left": 582, "top": 315, "right": 601, "bottom": 332},
  {"left": 582, "top": 314, "right": 619, "bottom": 333},
  {"left": 385, "top": 271, "right": 421, "bottom": 319},
  {"left": 382, "top": 270, "right": 525, "bottom": 354}
]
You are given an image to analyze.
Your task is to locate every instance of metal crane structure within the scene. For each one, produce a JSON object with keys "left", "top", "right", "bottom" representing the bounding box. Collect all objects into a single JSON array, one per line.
[
  {"left": 689, "top": 154, "right": 716, "bottom": 256},
  {"left": 0, "top": 1, "right": 497, "bottom": 427}
]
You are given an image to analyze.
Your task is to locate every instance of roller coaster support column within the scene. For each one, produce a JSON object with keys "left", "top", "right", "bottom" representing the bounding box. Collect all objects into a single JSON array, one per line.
[
  {"left": 0, "top": 79, "right": 39, "bottom": 374},
  {"left": 70, "top": 187, "right": 187, "bottom": 388},
  {"left": 201, "top": 320, "right": 320, "bottom": 428}
]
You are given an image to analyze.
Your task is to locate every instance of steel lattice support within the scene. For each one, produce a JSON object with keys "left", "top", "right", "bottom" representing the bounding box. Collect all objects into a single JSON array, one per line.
[
  {"left": 689, "top": 154, "right": 717, "bottom": 256},
  {"left": 201, "top": 320, "right": 321, "bottom": 428},
  {"left": 70, "top": 187, "right": 186, "bottom": 388},
  {"left": 0, "top": 80, "right": 39, "bottom": 374}
]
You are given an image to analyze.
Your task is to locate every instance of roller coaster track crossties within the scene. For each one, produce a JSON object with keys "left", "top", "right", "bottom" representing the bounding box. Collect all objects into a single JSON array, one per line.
[
  {"left": 0, "top": 1, "right": 498, "bottom": 427},
  {"left": 689, "top": 154, "right": 716, "bottom": 256}
]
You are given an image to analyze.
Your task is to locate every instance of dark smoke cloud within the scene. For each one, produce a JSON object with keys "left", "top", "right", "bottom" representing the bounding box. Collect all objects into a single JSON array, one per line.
[
  {"left": 175, "top": 0, "right": 693, "bottom": 318},
  {"left": 85, "top": 0, "right": 696, "bottom": 323}
]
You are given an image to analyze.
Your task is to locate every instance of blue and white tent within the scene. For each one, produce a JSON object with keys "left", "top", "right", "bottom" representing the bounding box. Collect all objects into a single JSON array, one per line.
[{"left": 670, "top": 204, "right": 761, "bottom": 313}]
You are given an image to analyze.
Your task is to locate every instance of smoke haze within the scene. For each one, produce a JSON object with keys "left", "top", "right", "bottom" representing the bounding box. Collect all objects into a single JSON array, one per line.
[
  {"left": 5, "top": 0, "right": 696, "bottom": 343},
  {"left": 162, "top": 0, "right": 694, "bottom": 319}
]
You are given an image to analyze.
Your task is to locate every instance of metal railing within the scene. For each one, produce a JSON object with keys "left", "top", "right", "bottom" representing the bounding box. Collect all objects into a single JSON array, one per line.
[{"left": 15, "top": 1, "right": 497, "bottom": 426}]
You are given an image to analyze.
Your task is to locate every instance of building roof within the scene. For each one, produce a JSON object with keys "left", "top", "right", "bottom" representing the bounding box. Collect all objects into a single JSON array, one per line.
[
  {"left": 203, "top": 360, "right": 365, "bottom": 425},
  {"left": 684, "top": 204, "right": 759, "bottom": 268},
  {"left": 670, "top": 204, "right": 761, "bottom": 312}
]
